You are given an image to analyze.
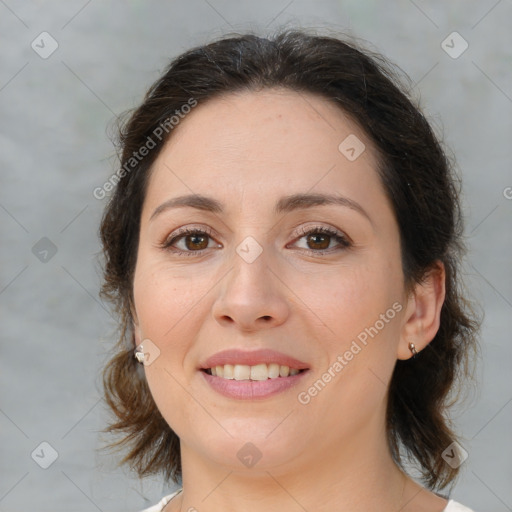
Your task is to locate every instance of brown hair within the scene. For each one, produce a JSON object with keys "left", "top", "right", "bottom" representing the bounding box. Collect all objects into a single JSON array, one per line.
[{"left": 98, "top": 28, "right": 480, "bottom": 491}]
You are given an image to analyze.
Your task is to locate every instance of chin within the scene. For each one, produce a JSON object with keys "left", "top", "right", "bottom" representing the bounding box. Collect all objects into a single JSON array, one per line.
[{"left": 201, "top": 426, "right": 303, "bottom": 472}]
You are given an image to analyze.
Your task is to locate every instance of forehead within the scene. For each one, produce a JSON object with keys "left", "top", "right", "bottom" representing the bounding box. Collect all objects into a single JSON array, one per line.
[
  {"left": 142, "top": 88, "right": 386, "bottom": 217},
  {"left": 159, "top": 87, "right": 374, "bottom": 162}
]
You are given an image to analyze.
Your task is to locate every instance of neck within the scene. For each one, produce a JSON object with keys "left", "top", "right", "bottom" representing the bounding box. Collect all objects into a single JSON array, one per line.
[{"left": 175, "top": 413, "right": 409, "bottom": 511}]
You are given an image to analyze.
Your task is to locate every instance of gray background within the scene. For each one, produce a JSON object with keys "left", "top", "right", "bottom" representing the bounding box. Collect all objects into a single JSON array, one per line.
[{"left": 1, "top": 1, "right": 511, "bottom": 511}]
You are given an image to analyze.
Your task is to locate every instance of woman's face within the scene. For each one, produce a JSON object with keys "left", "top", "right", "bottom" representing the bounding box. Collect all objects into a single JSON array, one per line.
[{"left": 132, "top": 89, "right": 411, "bottom": 473}]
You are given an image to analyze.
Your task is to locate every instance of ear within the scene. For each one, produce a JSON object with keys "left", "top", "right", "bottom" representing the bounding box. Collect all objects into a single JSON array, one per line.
[{"left": 397, "top": 261, "right": 446, "bottom": 360}]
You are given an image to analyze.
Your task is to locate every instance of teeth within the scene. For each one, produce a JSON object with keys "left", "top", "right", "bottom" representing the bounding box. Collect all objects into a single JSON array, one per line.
[
  {"left": 222, "top": 364, "right": 234, "bottom": 379},
  {"left": 207, "top": 363, "right": 304, "bottom": 380},
  {"left": 279, "top": 365, "right": 289, "bottom": 377},
  {"left": 234, "top": 364, "right": 251, "bottom": 380},
  {"left": 268, "top": 363, "right": 280, "bottom": 379}
]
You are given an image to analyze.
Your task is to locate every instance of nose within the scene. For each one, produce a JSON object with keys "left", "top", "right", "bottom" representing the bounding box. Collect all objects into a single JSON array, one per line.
[{"left": 211, "top": 239, "right": 290, "bottom": 332}]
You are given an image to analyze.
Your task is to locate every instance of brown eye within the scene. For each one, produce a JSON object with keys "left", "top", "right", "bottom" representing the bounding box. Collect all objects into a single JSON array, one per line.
[
  {"left": 160, "top": 227, "right": 220, "bottom": 255},
  {"left": 160, "top": 225, "right": 350, "bottom": 257},
  {"left": 183, "top": 233, "right": 209, "bottom": 251},
  {"left": 293, "top": 226, "right": 351, "bottom": 255},
  {"left": 306, "top": 232, "right": 331, "bottom": 250}
]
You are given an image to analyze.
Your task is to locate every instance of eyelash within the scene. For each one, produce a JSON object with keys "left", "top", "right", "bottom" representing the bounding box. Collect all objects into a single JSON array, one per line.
[{"left": 158, "top": 225, "right": 351, "bottom": 257}]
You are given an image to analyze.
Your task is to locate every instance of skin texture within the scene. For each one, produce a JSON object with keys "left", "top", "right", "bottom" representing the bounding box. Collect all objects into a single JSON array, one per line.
[{"left": 131, "top": 89, "right": 448, "bottom": 512}]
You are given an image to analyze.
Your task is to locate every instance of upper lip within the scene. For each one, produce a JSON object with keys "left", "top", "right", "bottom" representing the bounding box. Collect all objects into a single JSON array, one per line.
[{"left": 200, "top": 349, "right": 310, "bottom": 370}]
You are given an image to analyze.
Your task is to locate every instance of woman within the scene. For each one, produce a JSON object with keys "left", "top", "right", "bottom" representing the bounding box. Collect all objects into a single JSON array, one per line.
[{"left": 99, "top": 29, "right": 480, "bottom": 511}]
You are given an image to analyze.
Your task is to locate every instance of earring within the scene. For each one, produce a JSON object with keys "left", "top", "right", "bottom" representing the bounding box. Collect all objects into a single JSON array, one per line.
[
  {"left": 408, "top": 342, "right": 418, "bottom": 359},
  {"left": 134, "top": 344, "right": 145, "bottom": 364}
]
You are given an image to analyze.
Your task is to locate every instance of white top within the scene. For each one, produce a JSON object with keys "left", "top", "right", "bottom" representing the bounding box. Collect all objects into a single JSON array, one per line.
[{"left": 139, "top": 489, "right": 477, "bottom": 511}]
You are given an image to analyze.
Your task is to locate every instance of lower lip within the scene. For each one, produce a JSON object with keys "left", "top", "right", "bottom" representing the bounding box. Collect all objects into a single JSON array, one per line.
[{"left": 200, "top": 370, "right": 309, "bottom": 400}]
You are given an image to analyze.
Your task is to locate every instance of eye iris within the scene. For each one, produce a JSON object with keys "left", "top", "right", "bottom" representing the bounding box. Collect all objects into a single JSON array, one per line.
[
  {"left": 307, "top": 233, "right": 330, "bottom": 250},
  {"left": 186, "top": 233, "right": 208, "bottom": 250}
]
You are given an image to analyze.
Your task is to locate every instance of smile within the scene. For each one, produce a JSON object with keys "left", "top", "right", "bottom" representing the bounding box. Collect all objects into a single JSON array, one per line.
[
  {"left": 203, "top": 363, "right": 305, "bottom": 380},
  {"left": 199, "top": 348, "right": 310, "bottom": 399}
]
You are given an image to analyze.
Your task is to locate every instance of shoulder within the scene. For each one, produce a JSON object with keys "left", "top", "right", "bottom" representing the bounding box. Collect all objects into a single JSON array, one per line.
[
  {"left": 138, "top": 489, "right": 182, "bottom": 512},
  {"left": 443, "top": 499, "right": 477, "bottom": 512}
]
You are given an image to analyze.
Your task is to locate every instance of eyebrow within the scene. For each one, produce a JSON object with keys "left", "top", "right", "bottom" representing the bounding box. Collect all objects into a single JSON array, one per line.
[{"left": 149, "top": 192, "right": 372, "bottom": 223}]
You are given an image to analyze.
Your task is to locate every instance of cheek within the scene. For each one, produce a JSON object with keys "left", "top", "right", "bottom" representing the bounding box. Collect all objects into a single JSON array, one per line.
[
  {"left": 320, "top": 260, "right": 402, "bottom": 333},
  {"left": 136, "top": 270, "right": 203, "bottom": 433},
  {"left": 133, "top": 262, "right": 209, "bottom": 337},
  {"left": 300, "top": 272, "right": 403, "bottom": 435},
  {"left": 132, "top": 266, "right": 210, "bottom": 415},
  {"left": 312, "top": 258, "right": 404, "bottom": 399}
]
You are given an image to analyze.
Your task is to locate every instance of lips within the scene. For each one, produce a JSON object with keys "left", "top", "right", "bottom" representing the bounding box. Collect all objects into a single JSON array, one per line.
[
  {"left": 198, "top": 349, "right": 311, "bottom": 400},
  {"left": 199, "top": 348, "right": 310, "bottom": 371}
]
